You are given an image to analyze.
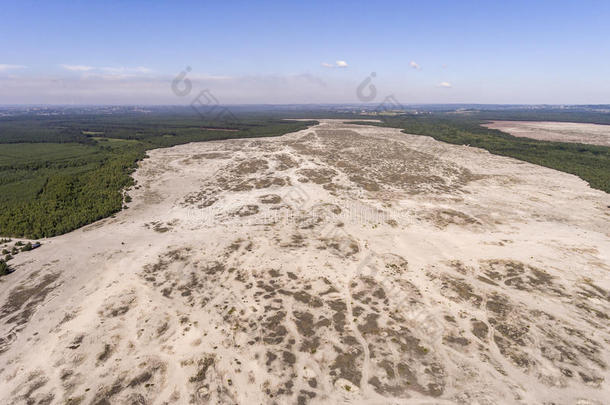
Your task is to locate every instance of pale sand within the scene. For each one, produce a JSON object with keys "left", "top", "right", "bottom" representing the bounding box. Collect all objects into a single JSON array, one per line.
[
  {"left": 483, "top": 120, "right": 610, "bottom": 146},
  {"left": 0, "top": 120, "right": 608, "bottom": 404}
]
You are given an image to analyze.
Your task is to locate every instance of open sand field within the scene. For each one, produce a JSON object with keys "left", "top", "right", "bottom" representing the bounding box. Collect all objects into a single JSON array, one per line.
[
  {"left": 1, "top": 120, "right": 609, "bottom": 404},
  {"left": 483, "top": 121, "right": 610, "bottom": 146}
]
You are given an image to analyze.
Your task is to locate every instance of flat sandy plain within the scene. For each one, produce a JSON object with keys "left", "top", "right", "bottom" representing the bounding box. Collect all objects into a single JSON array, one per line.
[
  {"left": 483, "top": 121, "right": 610, "bottom": 146},
  {"left": 0, "top": 120, "right": 609, "bottom": 405}
]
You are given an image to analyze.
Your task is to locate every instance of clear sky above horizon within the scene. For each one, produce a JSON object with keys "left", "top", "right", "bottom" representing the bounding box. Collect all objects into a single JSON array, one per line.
[{"left": 1, "top": 0, "right": 609, "bottom": 105}]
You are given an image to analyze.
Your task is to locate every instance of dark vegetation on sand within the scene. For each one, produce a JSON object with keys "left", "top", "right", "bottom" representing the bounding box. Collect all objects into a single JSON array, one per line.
[
  {"left": 0, "top": 111, "right": 315, "bottom": 238},
  {"left": 358, "top": 115, "right": 610, "bottom": 194}
]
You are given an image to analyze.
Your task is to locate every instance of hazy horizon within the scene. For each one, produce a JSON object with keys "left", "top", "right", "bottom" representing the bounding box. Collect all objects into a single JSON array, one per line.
[{"left": 2, "top": 1, "right": 609, "bottom": 105}]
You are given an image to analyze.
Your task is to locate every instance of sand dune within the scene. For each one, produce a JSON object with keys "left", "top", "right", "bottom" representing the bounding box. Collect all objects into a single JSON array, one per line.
[
  {"left": 1, "top": 120, "right": 608, "bottom": 404},
  {"left": 483, "top": 120, "right": 610, "bottom": 146}
]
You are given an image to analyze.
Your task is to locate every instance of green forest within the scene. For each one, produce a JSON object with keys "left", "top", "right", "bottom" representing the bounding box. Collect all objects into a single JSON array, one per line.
[
  {"left": 0, "top": 112, "right": 315, "bottom": 238},
  {"left": 361, "top": 115, "right": 610, "bottom": 193}
]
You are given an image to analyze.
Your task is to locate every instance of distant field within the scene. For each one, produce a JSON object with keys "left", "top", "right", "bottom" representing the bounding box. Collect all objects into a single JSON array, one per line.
[
  {"left": 359, "top": 115, "right": 610, "bottom": 194},
  {"left": 483, "top": 120, "right": 610, "bottom": 147}
]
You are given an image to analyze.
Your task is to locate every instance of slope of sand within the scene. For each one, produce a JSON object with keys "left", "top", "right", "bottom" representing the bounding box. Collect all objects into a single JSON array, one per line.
[
  {"left": 483, "top": 120, "right": 610, "bottom": 146},
  {"left": 0, "top": 120, "right": 609, "bottom": 404}
]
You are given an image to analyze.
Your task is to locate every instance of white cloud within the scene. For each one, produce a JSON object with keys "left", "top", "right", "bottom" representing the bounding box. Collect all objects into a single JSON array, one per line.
[
  {"left": 61, "top": 65, "right": 153, "bottom": 76},
  {"left": 188, "top": 73, "right": 233, "bottom": 81},
  {"left": 100, "top": 67, "right": 127, "bottom": 73},
  {"left": 61, "top": 64, "right": 94, "bottom": 71},
  {"left": 438, "top": 81, "right": 452, "bottom": 88},
  {"left": 321, "top": 61, "right": 348, "bottom": 68},
  {"left": 100, "top": 66, "right": 153, "bottom": 74},
  {"left": 0, "top": 64, "right": 26, "bottom": 71},
  {"left": 409, "top": 61, "right": 421, "bottom": 70},
  {"left": 134, "top": 66, "right": 153, "bottom": 74}
]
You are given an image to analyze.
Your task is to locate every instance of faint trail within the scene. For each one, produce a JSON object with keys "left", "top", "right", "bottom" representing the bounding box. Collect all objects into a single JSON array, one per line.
[{"left": 344, "top": 276, "right": 371, "bottom": 395}]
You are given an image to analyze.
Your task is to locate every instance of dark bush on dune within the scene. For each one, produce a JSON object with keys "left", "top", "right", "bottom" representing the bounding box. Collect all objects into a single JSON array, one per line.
[{"left": 0, "top": 260, "right": 10, "bottom": 276}]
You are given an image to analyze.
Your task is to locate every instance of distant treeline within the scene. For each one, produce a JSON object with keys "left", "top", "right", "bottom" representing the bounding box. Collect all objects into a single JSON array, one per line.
[
  {"left": 0, "top": 112, "right": 315, "bottom": 144},
  {"left": 361, "top": 115, "right": 610, "bottom": 193}
]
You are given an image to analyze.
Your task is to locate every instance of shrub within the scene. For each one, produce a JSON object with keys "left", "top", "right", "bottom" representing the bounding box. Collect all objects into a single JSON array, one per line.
[{"left": 0, "top": 260, "right": 9, "bottom": 276}]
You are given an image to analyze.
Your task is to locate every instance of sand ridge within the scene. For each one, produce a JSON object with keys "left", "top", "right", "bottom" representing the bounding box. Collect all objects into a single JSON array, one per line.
[{"left": 0, "top": 120, "right": 609, "bottom": 404}]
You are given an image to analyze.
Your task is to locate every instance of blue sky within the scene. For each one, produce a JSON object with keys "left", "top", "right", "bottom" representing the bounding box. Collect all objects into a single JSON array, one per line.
[{"left": 1, "top": 0, "right": 609, "bottom": 104}]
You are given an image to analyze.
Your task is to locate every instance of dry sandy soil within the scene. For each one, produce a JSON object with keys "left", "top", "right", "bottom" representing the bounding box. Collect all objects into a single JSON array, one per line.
[
  {"left": 483, "top": 121, "right": 610, "bottom": 146},
  {"left": 0, "top": 120, "right": 609, "bottom": 405}
]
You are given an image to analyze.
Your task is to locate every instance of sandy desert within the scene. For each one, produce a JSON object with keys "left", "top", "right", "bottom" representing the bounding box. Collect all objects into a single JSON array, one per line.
[
  {"left": 483, "top": 121, "right": 610, "bottom": 146},
  {"left": 0, "top": 120, "right": 609, "bottom": 404}
]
